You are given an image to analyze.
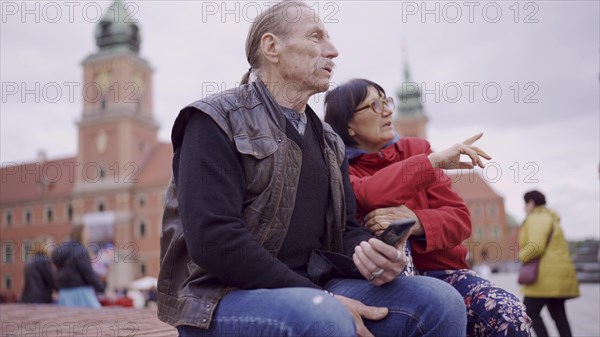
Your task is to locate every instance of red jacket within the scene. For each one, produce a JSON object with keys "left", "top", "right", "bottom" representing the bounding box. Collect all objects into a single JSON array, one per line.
[{"left": 348, "top": 137, "right": 471, "bottom": 271}]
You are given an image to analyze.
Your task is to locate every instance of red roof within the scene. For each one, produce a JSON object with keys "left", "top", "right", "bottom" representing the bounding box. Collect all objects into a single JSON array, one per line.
[
  {"left": 135, "top": 143, "right": 173, "bottom": 188},
  {"left": 1, "top": 157, "right": 76, "bottom": 203},
  {"left": 1, "top": 142, "right": 173, "bottom": 204}
]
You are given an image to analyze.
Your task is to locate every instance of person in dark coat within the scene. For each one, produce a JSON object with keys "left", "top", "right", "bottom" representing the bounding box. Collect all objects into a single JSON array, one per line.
[
  {"left": 21, "top": 241, "right": 56, "bottom": 303},
  {"left": 52, "top": 225, "right": 105, "bottom": 308}
]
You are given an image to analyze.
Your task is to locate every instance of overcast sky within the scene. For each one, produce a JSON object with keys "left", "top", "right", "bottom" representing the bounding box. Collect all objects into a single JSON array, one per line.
[{"left": 1, "top": 1, "right": 599, "bottom": 240}]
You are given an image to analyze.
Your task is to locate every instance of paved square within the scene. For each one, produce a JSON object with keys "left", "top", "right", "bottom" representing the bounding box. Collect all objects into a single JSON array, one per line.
[{"left": 488, "top": 271, "right": 600, "bottom": 337}]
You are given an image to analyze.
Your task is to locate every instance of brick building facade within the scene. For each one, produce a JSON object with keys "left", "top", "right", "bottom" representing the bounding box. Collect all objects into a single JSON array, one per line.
[{"left": 0, "top": 0, "right": 171, "bottom": 301}]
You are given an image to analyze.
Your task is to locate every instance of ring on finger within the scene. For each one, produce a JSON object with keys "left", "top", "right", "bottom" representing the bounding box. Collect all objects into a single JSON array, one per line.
[
  {"left": 394, "top": 250, "right": 402, "bottom": 262},
  {"left": 371, "top": 268, "right": 384, "bottom": 279}
]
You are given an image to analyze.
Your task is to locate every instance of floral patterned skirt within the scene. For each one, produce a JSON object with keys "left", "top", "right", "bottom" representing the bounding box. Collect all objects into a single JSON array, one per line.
[
  {"left": 400, "top": 241, "right": 417, "bottom": 276},
  {"left": 422, "top": 269, "right": 532, "bottom": 337}
]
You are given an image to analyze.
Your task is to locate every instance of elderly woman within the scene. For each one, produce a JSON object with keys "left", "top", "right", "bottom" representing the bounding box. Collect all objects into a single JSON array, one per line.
[{"left": 324, "top": 78, "right": 532, "bottom": 337}]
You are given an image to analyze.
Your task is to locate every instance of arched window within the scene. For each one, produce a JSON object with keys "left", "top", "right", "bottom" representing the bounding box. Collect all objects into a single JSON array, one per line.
[
  {"left": 3, "top": 243, "right": 15, "bottom": 264},
  {"left": 138, "top": 195, "right": 146, "bottom": 207},
  {"left": 4, "top": 209, "right": 12, "bottom": 226},
  {"left": 24, "top": 208, "right": 32, "bottom": 225},
  {"left": 3, "top": 274, "right": 13, "bottom": 290},
  {"left": 100, "top": 21, "right": 111, "bottom": 37},
  {"left": 46, "top": 206, "right": 53, "bottom": 223},
  {"left": 139, "top": 222, "right": 146, "bottom": 238},
  {"left": 67, "top": 204, "right": 73, "bottom": 222}
]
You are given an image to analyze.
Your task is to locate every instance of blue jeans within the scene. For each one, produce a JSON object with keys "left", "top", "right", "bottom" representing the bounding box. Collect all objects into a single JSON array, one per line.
[
  {"left": 178, "top": 287, "right": 356, "bottom": 336},
  {"left": 57, "top": 286, "right": 101, "bottom": 308},
  {"left": 326, "top": 276, "right": 466, "bottom": 337},
  {"left": 179, "top": 276, "right": 466, "bottom": 337}
]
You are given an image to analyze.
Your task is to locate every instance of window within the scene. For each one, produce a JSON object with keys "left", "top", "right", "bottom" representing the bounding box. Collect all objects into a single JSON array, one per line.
[
  {"left": 474, "top": 227, "right": 485, "bottom": 241},
  {"left": 136, "top": 221, "right": 147, "bottom": 239},
  {"left": 472, "top": 203, "right": 482, "bottom": 218},
  {"left": 100, "top": 21, "right": 111, "bottom": 37},
  {"left": 67, "top": 204, "right": 73, "bottom": 222},
  {"left": 4, "top": 209, "right": 12, "bottom": 226},
  {"left": 3, "top": 274, "right": 13, "bottom": 290},
  {"left": 45, "top": 205, "right": 53, "bottom": 223},
  {"left": 487, "top": 202, "right": 499, "bottom": 219},
  {"left": 137, "top": 195, "right": 147, "bottom": 207},
  {"left": 96, "top": 199, "right": 107, "bottom": 212},
  {"left": 2, "top": 243, "right": 15, "bottom": 264},
  {"left": 24, "top": 207, "right": 32, "bottom": 225},
  {"left": 131, "top": 25, "right": 139, "bottom": 38},
  {"left": 490, "top": 225, "right": 503, "bottom": 240},
  {"left": 22, "top": 240, "right": 33, "bottom": 261}
]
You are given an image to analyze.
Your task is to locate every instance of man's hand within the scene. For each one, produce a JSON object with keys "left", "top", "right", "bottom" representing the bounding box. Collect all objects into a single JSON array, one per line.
[
  {"left": 334, "top": 294, "right": 388, "bottom": 337},
  {"left": 364, "top": 205, "right": 425, "bottom": 236},
  {"left": 353, "top": 238, "right": 408, "bottom": 286},
  {"left": 428, "top": 132, "right": 492, "bottom": 169}
]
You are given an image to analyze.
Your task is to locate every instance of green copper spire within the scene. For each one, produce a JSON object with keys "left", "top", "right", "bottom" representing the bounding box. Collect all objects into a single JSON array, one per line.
[
  {"left": 396, "top": 44, "right": 424, "bottom": 117},
  {"left": 94, "top": 0, "right": 140, "bottom": 53}
]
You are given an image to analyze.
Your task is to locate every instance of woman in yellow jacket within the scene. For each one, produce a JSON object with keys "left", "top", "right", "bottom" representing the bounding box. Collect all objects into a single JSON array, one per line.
[{"left": 519, "top": 190, "right": 580, "bottom": 337}]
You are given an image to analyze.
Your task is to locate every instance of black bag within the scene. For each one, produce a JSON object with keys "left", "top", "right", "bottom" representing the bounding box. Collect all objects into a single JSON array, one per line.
[{"left": 307, "top": 250, "right": 364, "bottom": 286}]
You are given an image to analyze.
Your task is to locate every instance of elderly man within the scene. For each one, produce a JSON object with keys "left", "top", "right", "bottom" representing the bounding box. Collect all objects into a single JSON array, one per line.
[{"left": 157, "top": 1, "right": 466, "bottom": 336}]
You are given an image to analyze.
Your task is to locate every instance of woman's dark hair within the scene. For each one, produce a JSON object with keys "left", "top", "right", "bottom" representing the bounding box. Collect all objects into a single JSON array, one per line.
[
  {"left": 524, "top": 190, "right": 546, "bottom": 206},
  {"left": 324, "top": 79, "right": 386, "bottom": 147}
]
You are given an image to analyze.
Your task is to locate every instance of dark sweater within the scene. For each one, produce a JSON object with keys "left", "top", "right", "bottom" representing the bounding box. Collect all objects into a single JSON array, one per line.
[
  {"left": 276, "top": 115, "right": 329, "bottom": 274},
  {"left": 175, "top": 110, "right": 371, "bottom": 290}
]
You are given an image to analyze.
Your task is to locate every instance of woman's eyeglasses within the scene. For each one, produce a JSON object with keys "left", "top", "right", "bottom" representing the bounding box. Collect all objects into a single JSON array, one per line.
[{"left": 353, "top": 97, "right": 395, "bottom": 115}]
